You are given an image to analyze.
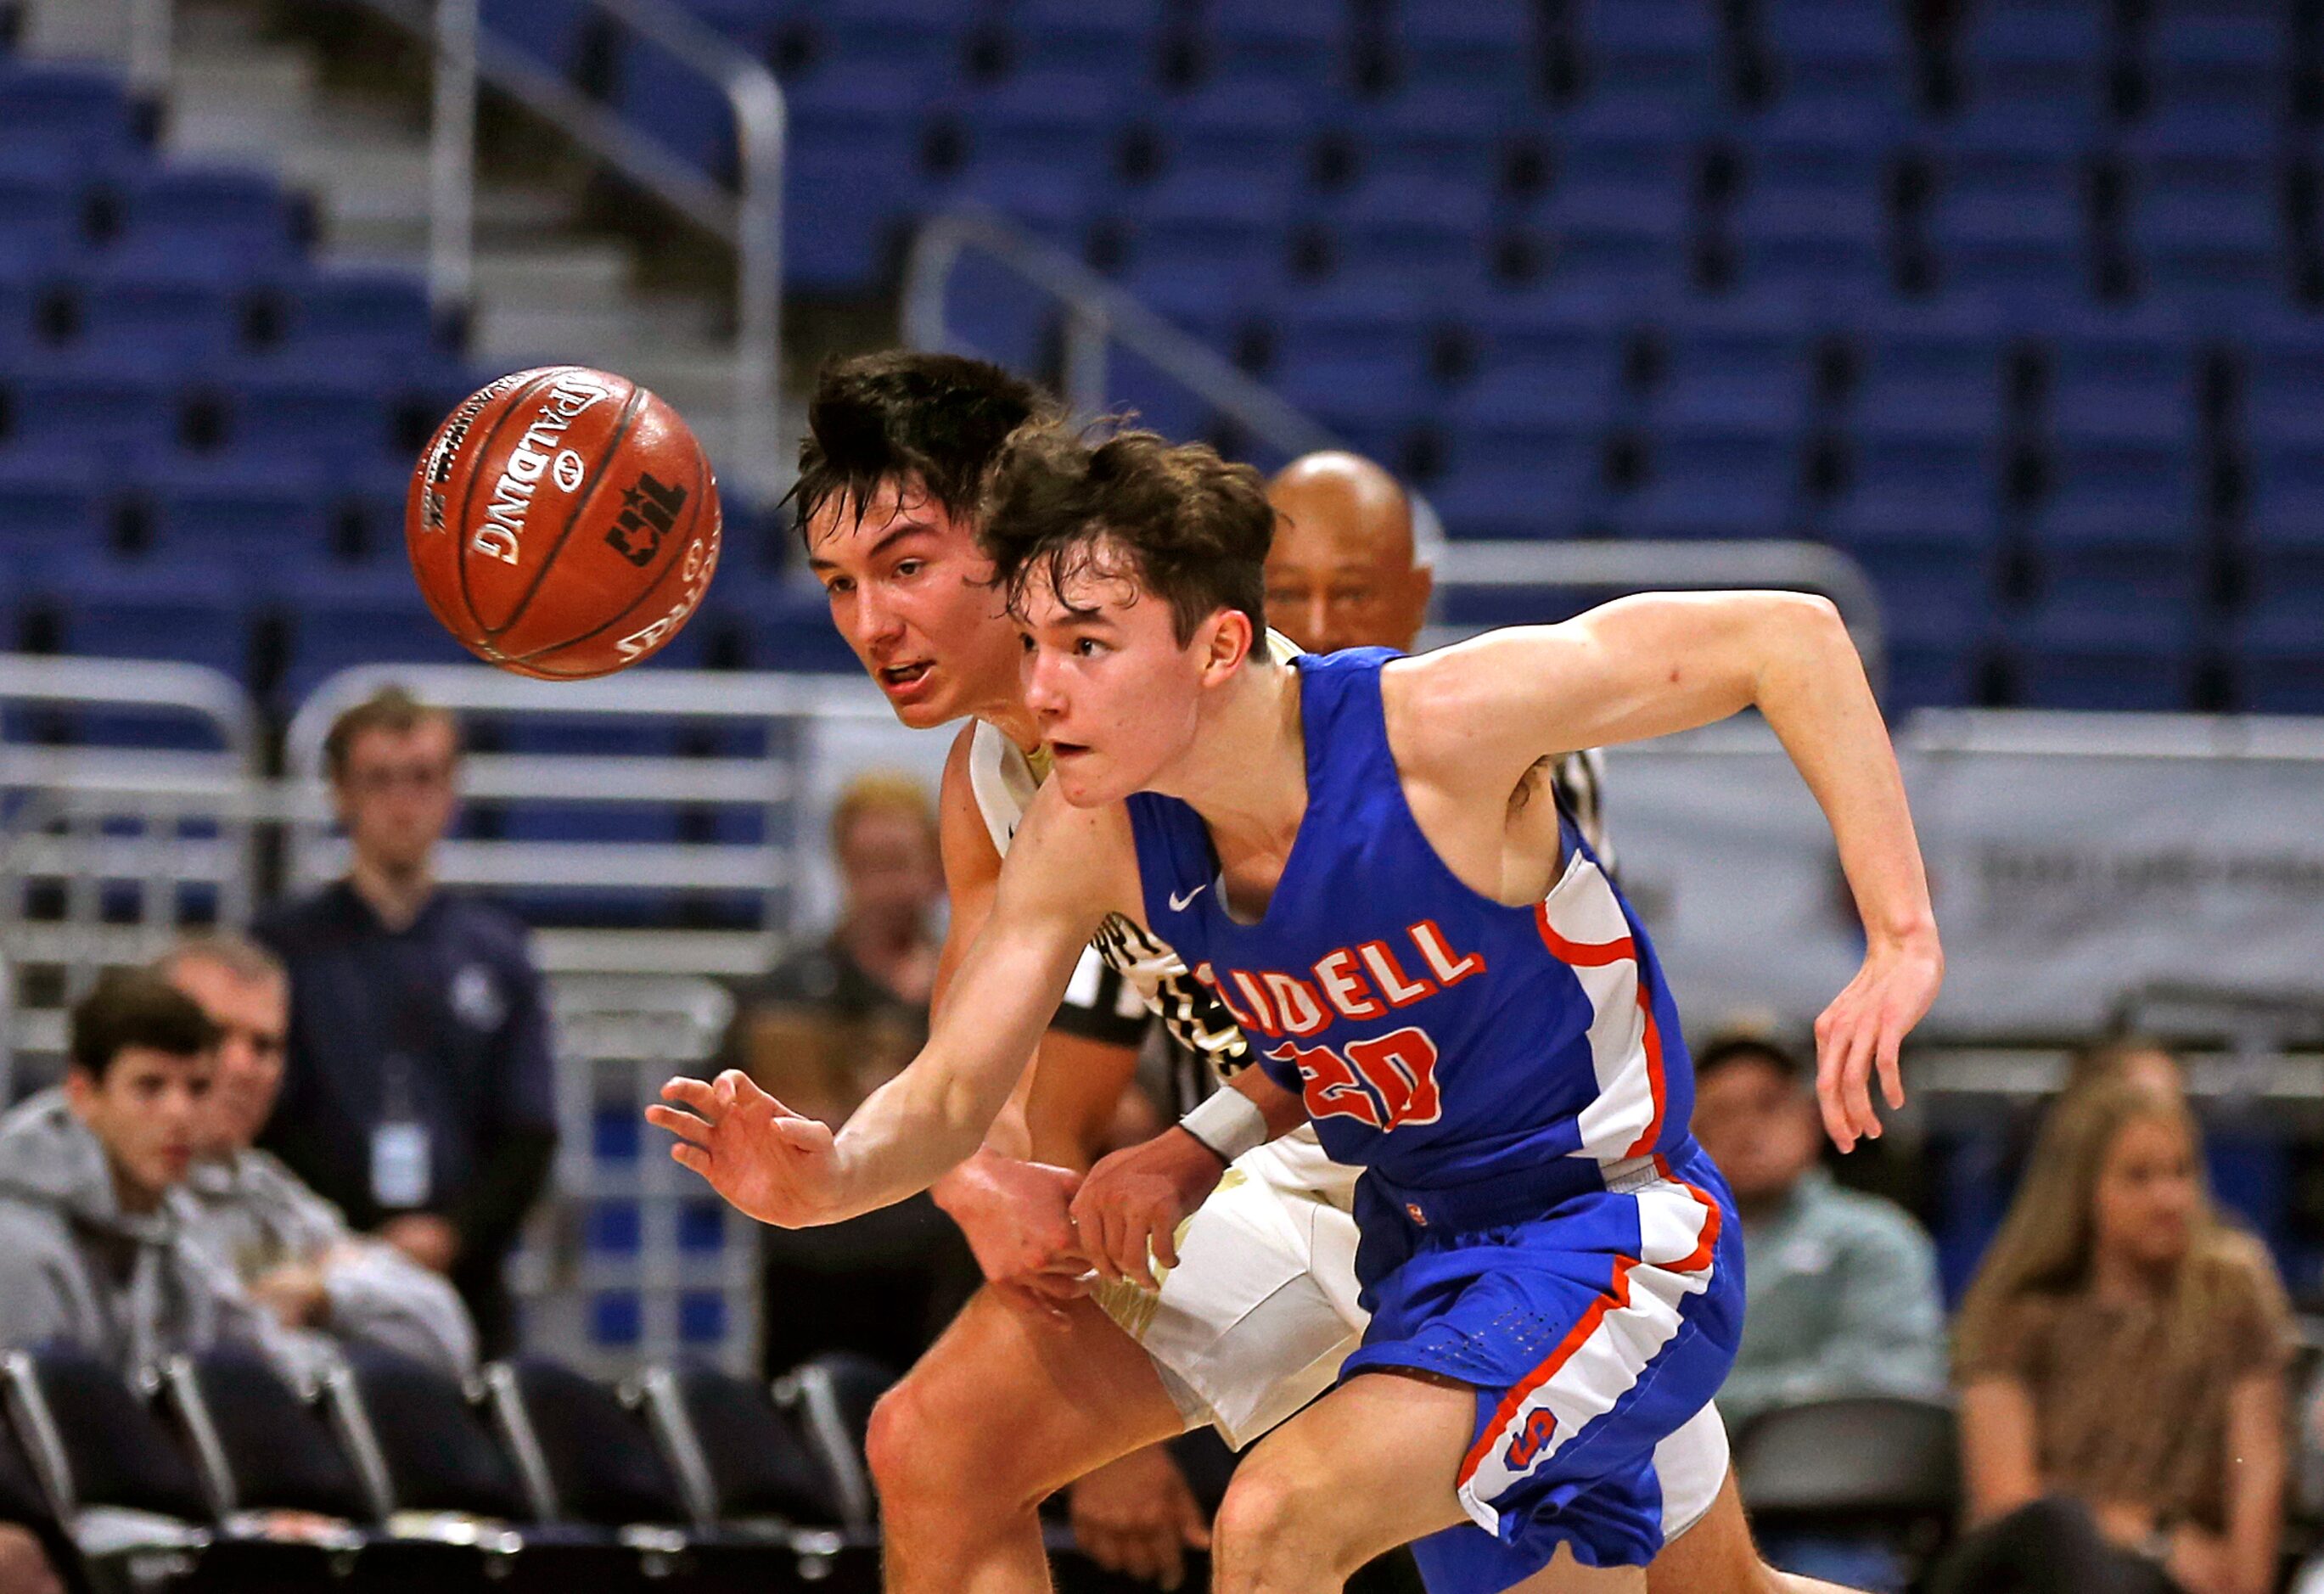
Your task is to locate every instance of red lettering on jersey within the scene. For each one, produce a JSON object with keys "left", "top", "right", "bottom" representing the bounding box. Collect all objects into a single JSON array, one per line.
[
  {"left": 1408, "top": 920, "right": 1485, "bottom": 988},
  {"left": 1502, "top": 1407, "right": 1559, "bottom": 1473},
  {"left": 1347, "top": 1028, "right": 1443, "bottom": 1127},
  {"left": 1311, "top": 948, "right": 1384, "bottom": 1019},
  {"left": 1357, "top": 940, "right": 1435, "bottom": 1007},
  {"left": 1229, "top": 970, "right": 1283, "bottom": 1036},
  {"left": 1197, "top": 963, "right": 1258, "bottom": 1032},
  {"left": 1260, "top": 972, "right": 1328, "bottom": 1036},
  {"left": 1267, "top": 1040, "right": 1384, "bottom": 1129}
]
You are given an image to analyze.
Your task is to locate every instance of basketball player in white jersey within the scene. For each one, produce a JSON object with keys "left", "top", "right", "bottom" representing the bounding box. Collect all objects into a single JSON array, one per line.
[{"left": 778, "top": 354, "right": 1864, "bottom": 1594}]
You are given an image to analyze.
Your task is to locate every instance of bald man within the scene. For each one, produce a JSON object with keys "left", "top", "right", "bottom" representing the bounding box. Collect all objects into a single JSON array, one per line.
[{"left": 1266, "top": 452, "right": 1613, "bottom": 869}]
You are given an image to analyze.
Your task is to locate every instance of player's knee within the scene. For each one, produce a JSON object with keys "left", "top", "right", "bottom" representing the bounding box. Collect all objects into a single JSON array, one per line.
[
  {"left": 865, "top": 1376, "right": 946, "bottom": 1505},
  {"left": 867, "top": 1361, "right": 1028, "bottom": 1515},
  {"left": 1213, "top": 1464, "right": 1366, "bottom": 1585}
]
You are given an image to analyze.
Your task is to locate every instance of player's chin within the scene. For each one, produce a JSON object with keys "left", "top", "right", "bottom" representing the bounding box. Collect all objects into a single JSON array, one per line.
[{"left": 1049, "top": 744, "right": 1130, "bottom": 807}]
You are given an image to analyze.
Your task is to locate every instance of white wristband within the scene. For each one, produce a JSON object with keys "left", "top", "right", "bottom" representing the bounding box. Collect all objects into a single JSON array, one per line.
[{"left": 1178, "top": 1086, "right": 1268, "bottom": 1165}]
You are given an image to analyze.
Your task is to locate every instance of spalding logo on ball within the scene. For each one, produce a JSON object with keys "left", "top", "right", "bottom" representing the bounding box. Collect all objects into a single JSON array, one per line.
[{"left": 407, "top": 366, "right": 721, "bottom": 678}]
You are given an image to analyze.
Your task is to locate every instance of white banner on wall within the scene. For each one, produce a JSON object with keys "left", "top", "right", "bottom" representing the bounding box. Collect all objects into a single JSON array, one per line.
[{"left": 1603, "top": 715, "right": 2324, "bottom": 1038}]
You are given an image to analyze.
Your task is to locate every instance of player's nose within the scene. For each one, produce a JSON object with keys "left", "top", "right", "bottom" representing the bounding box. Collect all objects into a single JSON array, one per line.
[{"left": 1021, "top": 649, "right": 1067, "bottom": 716}]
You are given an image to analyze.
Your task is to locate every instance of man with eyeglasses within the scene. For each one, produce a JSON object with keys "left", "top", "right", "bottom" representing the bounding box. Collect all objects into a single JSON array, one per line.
[
  {"left": 254, "top": 688, "right": 558, "bottom": 1356},
  {"left": 163, "top": 934, "right": 477, "bottom": 1376}
]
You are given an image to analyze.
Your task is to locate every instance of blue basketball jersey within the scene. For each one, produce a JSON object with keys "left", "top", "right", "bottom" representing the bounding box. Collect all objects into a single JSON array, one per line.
[{"left": 1126, "top": 648, "right": 1695, "bottom": 1193}]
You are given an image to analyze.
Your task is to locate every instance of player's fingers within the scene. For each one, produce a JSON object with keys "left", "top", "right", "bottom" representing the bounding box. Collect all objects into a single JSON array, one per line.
[
  {"left": 1083, "top": 1207, "right": 1126, "bottom": 1285},
  {"left": 1149, "top": 1208, "right": 1182, "bottom": 1273},
  {"left": 1838, "top": 1011, "right": 1879, "bottom": 1142},
  {"left": 1183, "top": 1507, "right": 1211, "bottom": 1550},
  {"left": 670, "top": 1143, "right": 711, "bottom": 1177},
  {"left": 1154, "top": 1527, "right": 1186, "bottom": 1591},
  {"left": 1875, "top": 1020, "right": 1906, "bottom": 1111},
  {"left": 660, "top": 1076, "right": 717, "bottom": 1114},
  {"left": 1812, "top": 1021, "right": 1855, "bottom": 1152},
  {"left": 643, "top": 1104, "right": 712, "bottom": 1146}
]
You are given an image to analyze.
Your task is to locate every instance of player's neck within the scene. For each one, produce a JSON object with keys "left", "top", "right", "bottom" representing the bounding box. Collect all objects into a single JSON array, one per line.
[
  {"left": 980, "top": 699, "right": 1043, "bottom": 755},
  {"left": 1154, "top": 661, "right": 1308, "bottom": 864}
]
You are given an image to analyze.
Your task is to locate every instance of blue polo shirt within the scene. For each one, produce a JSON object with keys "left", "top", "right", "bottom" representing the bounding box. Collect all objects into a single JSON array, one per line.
[{"left": 253, "top": 882, "right": 559, "bottom": 1240}]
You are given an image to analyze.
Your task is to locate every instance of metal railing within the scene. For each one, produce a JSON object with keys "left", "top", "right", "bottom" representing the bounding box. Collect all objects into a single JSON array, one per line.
[
  {"left": 345, "top": 0, "right": 787, "bottom": 494},
  {"left": 905, "top": 209, "right": 1343, "bottom": 455},
  {"left": 903, "top": 210, "right": 1890, "bottom": 691}
]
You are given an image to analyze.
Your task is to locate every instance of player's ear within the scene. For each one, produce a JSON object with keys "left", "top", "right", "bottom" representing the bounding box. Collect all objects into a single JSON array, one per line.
[{"left": 1199, "top": 608, "right": 1253, "bottom": 682}]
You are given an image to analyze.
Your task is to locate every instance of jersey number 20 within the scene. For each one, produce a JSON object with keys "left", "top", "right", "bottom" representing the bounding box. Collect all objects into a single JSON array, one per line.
[{"left": 1266, "top": 1027, "right": 1443, "bottom": 1131}]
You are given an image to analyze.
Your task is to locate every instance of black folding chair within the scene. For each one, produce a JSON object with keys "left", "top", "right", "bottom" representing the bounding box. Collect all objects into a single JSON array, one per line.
[
  {"left": 2, "top": 1343, "right": 211, "bottom": 1588},
  {"left": 0, "top": 1402, "right": 89, "bottom": 1594},
  {"left": 772, "top": 1351, "right": 895, "bottom": 1535},
  {"left": 642, "top": 1362, "right": 841, "bottom": 1534},
  {"left": 1734, "top": 1395, "right": 1961, "bottom": 1580}
]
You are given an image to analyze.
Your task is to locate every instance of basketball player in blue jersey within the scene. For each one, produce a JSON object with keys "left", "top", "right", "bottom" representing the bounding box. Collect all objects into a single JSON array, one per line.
[{"left": 697, "top": 401, "right": 1915, "bottom": 1594}]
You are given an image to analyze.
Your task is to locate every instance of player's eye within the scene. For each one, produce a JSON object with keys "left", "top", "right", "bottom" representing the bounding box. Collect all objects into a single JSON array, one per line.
[
  {"left": 894, "top": 558, "right": 925, "bottom": 578},
  {"left": 1075, "top": 637, "right": 1106, "bottom": 657},
  {"left": 822, "top": 576, "right": 852, "bottom": 598},
  {"left": 1019, "top": 631, "right": 1036, "bottom": 653}
]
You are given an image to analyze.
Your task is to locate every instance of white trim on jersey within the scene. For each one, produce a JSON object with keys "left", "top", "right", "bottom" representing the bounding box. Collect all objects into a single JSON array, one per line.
[{"left": 1535, "top": 849, "right": 1668, "bottom": 1165}]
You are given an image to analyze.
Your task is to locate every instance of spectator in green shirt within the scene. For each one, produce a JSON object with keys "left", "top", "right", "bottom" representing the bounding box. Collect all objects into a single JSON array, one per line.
[{"left": 1692, "top": 1033, "right": 1948, "bottom": 1434}]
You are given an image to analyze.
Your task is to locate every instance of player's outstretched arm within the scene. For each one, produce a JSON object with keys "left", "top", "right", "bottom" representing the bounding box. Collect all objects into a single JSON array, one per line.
[
  {"left": 1396, "top": 592, "right": 1941, "bottom": 1150},
  {"left": 651, "top": 785, "right": 1134, "bottom": 1226}
]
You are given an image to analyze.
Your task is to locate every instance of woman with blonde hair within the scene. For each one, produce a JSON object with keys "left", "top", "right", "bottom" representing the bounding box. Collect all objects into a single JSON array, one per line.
[{"left": 1935, "top": 1077, "right": 2292, "bottom": 1594}]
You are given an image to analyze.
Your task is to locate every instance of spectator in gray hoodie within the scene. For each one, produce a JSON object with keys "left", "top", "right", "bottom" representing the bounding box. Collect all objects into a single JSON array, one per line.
[
  {"left": 0, "top": 971, "right": 274, "bottom": 1373},
  {"left": 161, "top": 936, "right": 478, "bottom": 1378}
]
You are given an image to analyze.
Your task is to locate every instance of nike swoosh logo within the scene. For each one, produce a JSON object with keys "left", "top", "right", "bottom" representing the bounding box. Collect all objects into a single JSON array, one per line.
[{"left": 1168, "top": 884, "right": 1208, "bottom": 912}]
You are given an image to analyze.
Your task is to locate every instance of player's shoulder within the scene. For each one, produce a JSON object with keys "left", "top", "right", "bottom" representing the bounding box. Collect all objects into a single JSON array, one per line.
[{"left": 940, "top": 719, "right": 1021, "bottom": 868}]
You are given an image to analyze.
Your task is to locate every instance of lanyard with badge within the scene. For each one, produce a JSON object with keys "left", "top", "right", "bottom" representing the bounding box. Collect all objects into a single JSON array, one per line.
[{"left": 372, "top": 1051, "right": 432, "bottom": 1210}]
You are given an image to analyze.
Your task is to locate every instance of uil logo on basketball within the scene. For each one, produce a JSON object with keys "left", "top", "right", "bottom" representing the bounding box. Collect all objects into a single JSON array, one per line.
[{"left": 605, "top": 473, "right": 688, "bottom": 567}]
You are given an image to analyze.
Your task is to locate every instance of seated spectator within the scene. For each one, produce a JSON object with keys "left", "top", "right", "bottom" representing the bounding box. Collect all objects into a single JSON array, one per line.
[
  {"left": 0, "top": 1528, "right": 59, "bottom": 1594},
  {"left": 1939, "top": 1077, "right": 2291, "bottom": 1594},
  {"left": 0, "top": 971, "right": 274, "bottom": 1372},
  {"left": 162, "top": 935, "right": 477, "bottom": 1376},
  {"left": 255, "top": 688, "right": 558, "bottom": 1358},
  {"left": 713, "top": 771, "right": 973, "bottom": 1376},
  {"left": 1694, "top": 1033, "right": 1949, "bottom": 1433}
]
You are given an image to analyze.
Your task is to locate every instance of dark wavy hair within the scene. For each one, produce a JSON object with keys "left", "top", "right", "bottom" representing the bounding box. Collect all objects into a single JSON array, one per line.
[
  {"left": 787, "top": 351, "right": 1057, "bottom": 538},
  {"left": 70, "top": 968, "right": 220, "bottom": 1080},
  {"left": 982, "top": 424, "right": 1272, "bottom": 648}
]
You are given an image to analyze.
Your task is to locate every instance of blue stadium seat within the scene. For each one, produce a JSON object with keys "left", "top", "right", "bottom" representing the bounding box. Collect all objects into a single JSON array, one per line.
[
  {"left": 272, "top": 563, "right": 471, "bottom": 698},
  {"left": 0, "top": 64, "right": 138, "bottom": 160},
  {"left": 141, "top": 454, "right": 330, "bottom": 562},
  {"left": 2013, "top": 573, "right": 2203, "bottom": 710},
  {"left": 2149, "top": 16, "right": 2280, "bottom": 111},
  {"left": 5, "top": 357, "right": 182, "bottom": 453},
  {"left": 2131, "top": 182, "right": 2280, "bottom": 314},
  {"left": 1344, "top": 87, "right": 1531, "bottom": 183},
  {"left": 71, "top": 261, "right": 243, "bottom": 363},
  {"left": 1449, "top": 346, "right": 1625, "bottom": 441},
  {"left": 0, "top": 446, "right": 108, "bottom": 569},
  {"left": 937, "top": 246, "right": 1058, "bottom": 373},
  {"left": 1850, "top": 545, "right": 2000, "bottom": 712},
  {"left": 1151, "top": 78, "right": 1316, "bottom": 176},
  {"left": 1765, "top": 0, "right": 1909, "bottom": 112},
  {"left": 2044, "top": 312, "right": 2198, "bottom": 445},
  {"left": 112, "top": 166, "right": 303, "bottom": 270},
  {"left": 1834, "top": 434, "right": 2002, "bottom": 545},
  {"left": 1311, "top": 173, "right": 1491, "bottom": 283},
  {"left": 1271, "top": 328, "right": 1434, "bottom": 441},
  {"left": 951, "top": 70, "right": 1133, "bottom": 169},
  {"left": 0, "top": 165, "right": 85, "bottom": 274},
  {"left": 1583, "top": 0, "right": 1717, "bottom": 116},
  {"left": 2243, "top": 443, "right": 2324, "bottom": 558},
  {"left": 1428, "top": 436, "right": 1605, "bottom": 541},
  {"left": 1007, "top": 0, "right": 1166, "bottom": 75},
  {"left": 2035, "top": 441, "right": 2205, "bottom": 570},
  {"left": 223, "top": 365, "right": 400, "bottom": 462},
  {"left": 1850, "top": 306, "right": 2007, "bottom": 440},
  {"left": 1932, "top": 165, "right": 2086, "bottom": 308},
  {"left": 2235, "top": 585, "right": 2324, "bottom": 712},
  {"left": 1732, "top": 178, "right": 1886, "bottom": 295},
  {"left": 1621, "top": 433, "right": 1803, "bottom": 538},
  {"left": 54, "top": 555, "right": 250, "bottom": 676},
  {"left": 1521, "top": 181, "right": 1691, "bottom": 295},
  {"left": 617, "top": 35, "right": 746, "bottom": 178},
  {"left": 1387, "top": 0, "right": 1536, "bottom": 90},
  {"left": 2242, "top": 329, "right": 2324, "bottom": 447},
  {"left": 1462, "top": 278, "right": 1628, "bottom": 368},
  {"left": 1961, "top": 3, "right": 2106, "bottom": 109},
  {"left": 1204, "top": 0, "right": 1349, "bottom": 87},
  {"left": 272, "top": 267, "right": 437, "bottom": 360},
  {"left": 929, "top": 157, "right": 1104, "bottom": 244}
]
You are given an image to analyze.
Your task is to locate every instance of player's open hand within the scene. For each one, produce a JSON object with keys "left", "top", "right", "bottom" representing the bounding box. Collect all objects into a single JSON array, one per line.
[
  {"left": 1072, "top": 1127, "right": 1230, "bottom": 1290},
  {"left": 1070, "top": 1444, "right": 1211, "bottom": 1590},
  {"left": 1813, "top": 926, "right": 1943, "bottom": 1153},
  {"left": 648, "top": 1070, "right": 841, "bottom": 1228},
  {"left": 933, "top": 1150, "right": 1090, "bottom": 1299}
]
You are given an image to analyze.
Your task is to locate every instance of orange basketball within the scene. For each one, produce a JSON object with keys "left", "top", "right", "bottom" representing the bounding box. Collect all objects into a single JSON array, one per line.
[{"left": 406, "top": 366, "right": 722, "bottom": 678}]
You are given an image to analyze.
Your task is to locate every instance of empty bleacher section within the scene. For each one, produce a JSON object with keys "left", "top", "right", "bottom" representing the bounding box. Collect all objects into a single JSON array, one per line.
[{"left": 594, "top": 0, "right": 2319, "bottom": 716}]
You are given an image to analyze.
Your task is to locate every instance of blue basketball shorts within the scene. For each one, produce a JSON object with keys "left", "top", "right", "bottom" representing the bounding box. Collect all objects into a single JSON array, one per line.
[{"left": 1341, "top": 1141, "right": 1746, "bottom": 1591}]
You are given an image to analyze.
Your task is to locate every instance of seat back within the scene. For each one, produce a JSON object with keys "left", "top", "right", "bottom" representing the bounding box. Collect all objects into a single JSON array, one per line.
[
  {"left": 340, "top": 1345, "right": 526, "bottom": 1520},
  {"left": 162, "top": 1346, "right": 371, "bottom": 1523},
  {"left": 640, "top": 1363, "right": 837, "bottom": 1530},
  {"left": 774, "top": 1351, "right": 897, "bottom": 1534},
  {"left": 1733, "top": 1395, "right": 1961, "bottom": 1527},
  {"left": 484, "top": 1356, "right": 688, "bottom": 1528},
  {"left": 0, "top": 1344, "right": 207, "bottom": 1523}
]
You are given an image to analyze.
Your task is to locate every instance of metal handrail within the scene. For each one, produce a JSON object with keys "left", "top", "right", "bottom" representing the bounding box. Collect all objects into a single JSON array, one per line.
[
  {"left": 354, "top": 0, "right": 786, "bottom": 494},
  {"left": 905, "top": 208, "right": 1341, "bottom": 454}
]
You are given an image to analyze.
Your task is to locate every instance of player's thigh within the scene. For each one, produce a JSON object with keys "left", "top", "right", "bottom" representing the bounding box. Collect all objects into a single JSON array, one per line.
[
  {"left": 873, "top": 1284, "right": 1188, "bottom": 1501},
  {"left": 1642, "top": 1470, "right": 1775, "bottom": 1594},
  {"left": 1218, "top": 1369, "right": 1478, "bottom": 1561}
]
